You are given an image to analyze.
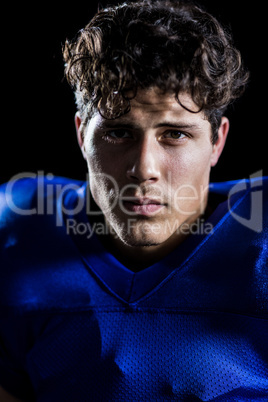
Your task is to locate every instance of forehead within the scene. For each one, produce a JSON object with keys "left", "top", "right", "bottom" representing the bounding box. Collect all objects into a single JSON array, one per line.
[
  {"left": 130, "top": 88, "right": 198, "bottom": 110},
  {"left": 129, "top": 88, "right": 203, "bottom": 118},
  {"left": 89, "top": 87, "right": 209, "bottom": 130}
]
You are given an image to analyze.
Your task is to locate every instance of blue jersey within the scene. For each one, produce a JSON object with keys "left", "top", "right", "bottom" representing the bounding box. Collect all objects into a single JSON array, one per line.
[{"left": 0, "top": 175, "right": 267, "bottom": 401}]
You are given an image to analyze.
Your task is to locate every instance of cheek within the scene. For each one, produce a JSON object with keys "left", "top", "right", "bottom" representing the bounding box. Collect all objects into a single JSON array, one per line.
[
  {"left": 85, "top": 135, "right": 123, "bottom": 177},
  {"left": 84, "top": 136, "right": 107, "bottom": 176},
  {"left": 84, "top": 139, "right": 122, "bottom": 210},
  {"left": 166, "top": 144, "right": 213, "bottom": 193},
  {"left": 165, "top": 150, "right": 212, "bottom": 217}
]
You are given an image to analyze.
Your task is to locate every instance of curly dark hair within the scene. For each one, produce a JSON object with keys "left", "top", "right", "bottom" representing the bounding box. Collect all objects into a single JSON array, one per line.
[{"left": 63, "top": 0, "right": 249, "bottom": 143}]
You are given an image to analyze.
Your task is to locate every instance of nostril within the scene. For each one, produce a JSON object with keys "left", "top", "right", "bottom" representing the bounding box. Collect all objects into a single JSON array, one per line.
[
  {"left": 126, "top": 163, "right": 160, "bottom": 183},
  {"left": 127, "top": 173, "right": 159, "bottom": 184}
]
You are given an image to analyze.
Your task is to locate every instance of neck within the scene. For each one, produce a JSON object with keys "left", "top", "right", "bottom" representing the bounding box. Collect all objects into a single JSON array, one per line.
[
  {"left": 106, "top": 232, "right": 187, "bottom": 272},
  {"left": 101, "top": 212, "right": 205, "bottom": 272},
  {"left": 87, "top": 189, "right": 218, "bottom": 272}
]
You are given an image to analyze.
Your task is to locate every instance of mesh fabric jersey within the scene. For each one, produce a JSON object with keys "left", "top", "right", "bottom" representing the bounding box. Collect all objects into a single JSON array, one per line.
[{"left": 0, "top": 176, "right": 267, "bottom": 401}]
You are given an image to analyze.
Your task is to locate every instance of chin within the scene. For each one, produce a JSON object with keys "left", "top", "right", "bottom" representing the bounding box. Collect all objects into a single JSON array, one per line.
[
  {"left": 118, "top": 229, "right": 168, "bottom": 248},
  {"left": 107, "top": 214, "right": 177, "bottom": 248},
  {"left": 123, "top": 238, "right": 162, "bottom": 248}
]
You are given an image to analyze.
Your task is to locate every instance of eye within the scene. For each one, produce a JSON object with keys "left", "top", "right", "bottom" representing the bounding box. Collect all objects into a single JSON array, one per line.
[
  {"left": 164, "top": 131, "right": 187, "bottom": 140},
  {"left": 101, "top": 129, "right": 133, "bottom": 144},
  {"left": 107, "top": 130, "right": 132, "bottom": 139}
]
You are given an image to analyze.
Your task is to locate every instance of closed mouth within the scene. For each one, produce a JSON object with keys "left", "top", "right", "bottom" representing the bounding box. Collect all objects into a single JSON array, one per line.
[
  {"left": 120, "top": 198, "right": 166, "bottom": 216},
  {"left": 121, "top": 197, "right": 163, "bottom": 205}
]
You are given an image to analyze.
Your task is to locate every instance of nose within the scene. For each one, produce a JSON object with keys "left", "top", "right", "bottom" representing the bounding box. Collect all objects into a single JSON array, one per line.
[{"left": 126, "top": 136, "right": 160, "bottom": 183}]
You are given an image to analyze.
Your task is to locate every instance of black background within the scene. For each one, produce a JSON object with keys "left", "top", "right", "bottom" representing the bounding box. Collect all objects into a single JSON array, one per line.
[{"left": 2, "top": 1, "right": 266, "bottom": 184}]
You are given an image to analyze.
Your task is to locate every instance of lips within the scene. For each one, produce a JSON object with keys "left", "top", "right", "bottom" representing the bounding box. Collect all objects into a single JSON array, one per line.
[
  {"left": 123, "top": 197, "right": 162, "bottom": 205},
  {"left": 121, "top": 197, "right": 165, "bottom": 215}
]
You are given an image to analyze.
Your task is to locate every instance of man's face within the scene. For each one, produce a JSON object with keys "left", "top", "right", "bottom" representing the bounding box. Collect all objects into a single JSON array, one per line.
[{"left": 77, "top": 87, "right": 228, "bottom": 247}]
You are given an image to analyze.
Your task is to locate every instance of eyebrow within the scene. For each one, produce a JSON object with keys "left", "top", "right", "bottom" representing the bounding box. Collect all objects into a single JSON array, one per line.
[
  {"left": 155, "top": 122, "right": 201, "bottom": 130},
  {"left": 96, "top": 120, "right": 201, "bottom": 131}
]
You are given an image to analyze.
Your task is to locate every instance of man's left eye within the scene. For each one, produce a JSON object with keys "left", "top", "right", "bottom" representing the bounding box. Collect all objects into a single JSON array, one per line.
[{"left": 164, "top": 131, "right": 186, "bottom": 139}]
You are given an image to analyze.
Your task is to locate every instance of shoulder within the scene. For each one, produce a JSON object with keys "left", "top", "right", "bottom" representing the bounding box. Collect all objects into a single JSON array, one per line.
[
  {"left": 0, "top": 173, "right": 86, "bottom": 251},
  {"left": 0, "top": 174, "right": 89, "bottom": 312},
  {"left": 208, "top": 175, "right": 268, "bottom": 312},
  {"left": 210, "top": 175, "right": 268, "bottom": 229},
  {"left": 210, "top": 175, "right": 268, "bottom": 196},
  {"left": 0, "top": 173, "right": 84, "bottom": 227}
]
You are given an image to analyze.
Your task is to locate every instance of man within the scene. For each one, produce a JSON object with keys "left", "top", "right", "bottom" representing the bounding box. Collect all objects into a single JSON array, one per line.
[{"left": 0, "top": 1, "right": 267, "bottom": 401}]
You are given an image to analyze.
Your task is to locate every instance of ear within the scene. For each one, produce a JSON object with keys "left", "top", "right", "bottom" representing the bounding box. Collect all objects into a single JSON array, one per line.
[
  {"left": 75, "top": 112, "right": 87, "bottom": 160},
  {"left": 211, "top": 117, "right": 229, "bottom": 167}
]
